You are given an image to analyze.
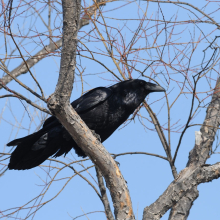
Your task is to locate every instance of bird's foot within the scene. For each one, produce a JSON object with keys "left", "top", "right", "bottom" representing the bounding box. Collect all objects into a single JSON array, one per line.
[
  {"left": 112, "top": 155, "right": 120, "bottom": 166},
  {"left": 91, "top": 130, "right": 101, "bottom": 142},
  {"left": 115, "top": 160, "right": 120, "bottom": 167}
]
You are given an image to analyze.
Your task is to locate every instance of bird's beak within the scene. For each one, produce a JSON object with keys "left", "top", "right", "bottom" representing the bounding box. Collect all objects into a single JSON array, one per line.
[{"left": 145, "top": 83, "right": 166, "bottom": 92}]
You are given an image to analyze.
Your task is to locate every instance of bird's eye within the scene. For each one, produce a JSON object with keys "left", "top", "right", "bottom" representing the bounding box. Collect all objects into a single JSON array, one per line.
[{"left": 140, "top": 81, "right": 144, "bottom": 85}]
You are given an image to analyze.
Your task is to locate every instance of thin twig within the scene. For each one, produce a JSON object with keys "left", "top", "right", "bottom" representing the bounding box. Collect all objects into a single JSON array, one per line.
[
  {"left": 144, "top": 101, "right": 177, "bottom": 178},
  {"left": 112, "top": 151, "right": 168, "bottom": 161},
  {"left": 0, "top": 80, "right": 51, "bottom": 114}
]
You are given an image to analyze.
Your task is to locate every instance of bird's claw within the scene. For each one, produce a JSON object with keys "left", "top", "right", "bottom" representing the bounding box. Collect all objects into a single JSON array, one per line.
[
  {"left": 91, "top": 130, "right": 101, "bottom": 142},
  {"left": 115, "top": 160, "right": 120, "bottom": 167}
]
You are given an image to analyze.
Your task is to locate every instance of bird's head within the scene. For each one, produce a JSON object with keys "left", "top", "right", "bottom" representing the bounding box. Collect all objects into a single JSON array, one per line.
[
  {"left": 111, "top": 79, "right": 165, "bottom": 94},
  {"left": 110, "top": 79, "right": 165, "bottom": 111}
]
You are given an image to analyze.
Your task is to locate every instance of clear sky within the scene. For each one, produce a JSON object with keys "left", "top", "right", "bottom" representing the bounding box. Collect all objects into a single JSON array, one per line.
[{"left": 1, "top": 1, "right": 220, "bottom": 219}]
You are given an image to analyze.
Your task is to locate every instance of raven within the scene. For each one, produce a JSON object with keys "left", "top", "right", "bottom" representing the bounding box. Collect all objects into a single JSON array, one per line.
[{"left": 7, "top": 79, "right": 165, "bottom": 170}]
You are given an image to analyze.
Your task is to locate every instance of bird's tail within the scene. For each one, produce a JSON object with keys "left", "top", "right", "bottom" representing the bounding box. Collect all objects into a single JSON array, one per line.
[
  {"left": 7, "top": 128, "right": 57, "bottom": 170},
  {"left": 7, "top": 133, "right": 39, "bottom": 146}
]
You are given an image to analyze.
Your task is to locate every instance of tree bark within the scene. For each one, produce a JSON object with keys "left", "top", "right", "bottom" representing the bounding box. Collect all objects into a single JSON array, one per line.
[
  {"left": 168, "top": 188, "right": 199, "bottom": 220},
  {"left": 95, "top": 166, "right": 115, "bottom": 220}
]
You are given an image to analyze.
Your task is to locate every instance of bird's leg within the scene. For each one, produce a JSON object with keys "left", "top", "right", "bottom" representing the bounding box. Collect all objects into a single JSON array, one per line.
[
  {"left": 91, "top": 130, "right": 101, "bottom": 142},
  {"left": 115, "top": 160, "right": 120, "bottom": 167},
  {"left": 112, "top": 155, "right": 120, "bottom": 167}
]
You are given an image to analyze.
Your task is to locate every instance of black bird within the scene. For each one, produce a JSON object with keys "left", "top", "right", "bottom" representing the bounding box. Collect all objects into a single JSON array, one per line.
[{"left": 7, "top": 79, "right": 165, "bottom": 170}]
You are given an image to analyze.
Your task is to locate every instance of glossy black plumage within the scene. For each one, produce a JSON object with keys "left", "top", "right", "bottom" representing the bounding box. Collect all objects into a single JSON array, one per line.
[{"left": 7, "top": 79, "right": 165, "bottom": 170}]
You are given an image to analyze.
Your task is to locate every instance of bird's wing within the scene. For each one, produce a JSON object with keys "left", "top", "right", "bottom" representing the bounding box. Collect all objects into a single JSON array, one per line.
[
  {"left": 71, "top": 87, "right": 112, "bottom": 113},
  {"left": 43, "top": 116, "right": 57, "bottom": 128},
  {"left": 42, "top": 87, "right": 112, "bottom": 128}
]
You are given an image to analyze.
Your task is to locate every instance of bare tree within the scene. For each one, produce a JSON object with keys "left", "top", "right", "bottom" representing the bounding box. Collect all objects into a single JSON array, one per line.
[{"left": 1, "top": 0, "right": 220, "bottom": 219}]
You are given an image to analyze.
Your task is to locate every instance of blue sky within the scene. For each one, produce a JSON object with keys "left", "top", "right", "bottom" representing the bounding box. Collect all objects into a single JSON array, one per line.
[{"left": 1, "top": 0, "right": 220, "bottom": 219}]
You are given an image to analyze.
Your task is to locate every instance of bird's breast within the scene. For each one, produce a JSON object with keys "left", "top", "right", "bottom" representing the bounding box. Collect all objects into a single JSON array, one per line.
[{"left": 80, "top": 100, "right": 132, "bottom": 142}]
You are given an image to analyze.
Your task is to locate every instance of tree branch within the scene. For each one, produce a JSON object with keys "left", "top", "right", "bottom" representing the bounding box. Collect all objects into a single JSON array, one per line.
[
  {"left": 95, "top": 166, "right": 114, "bottom": 220},
  {"left": 143, "top": 162, "right": 220, "bottom": 220},
  {"left": 168, "top": 188, "right": 199, "bottom": 220},
  {"left": 0, "top": 0, "right": 106, "bottom": 89},
  {"left": 46, "top": 0, "right": 135, "bottom": 219},
  {"left": 145, "top": 0, "right": 220, "bottom": 29},
  {"left": 143, "top": 77, "right": 220, "bottom": 220},
  {"left": 143, "top": 101, "right": 178, "bottom": 178},
  {"left": 0, "top": 79, "right": 51, "bottom": 114},
  {"left": 112, "top": 152, "right": 168, "bottom": 161},
  {"left": 0, "top": 38, "right": 62, "bottom": 89}
]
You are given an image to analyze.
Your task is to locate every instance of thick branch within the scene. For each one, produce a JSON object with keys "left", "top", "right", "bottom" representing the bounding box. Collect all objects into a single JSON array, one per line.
[
  {"left": 47, "top": 0, "right": 134, "bottom": 219},
  {"left": 168, "top": 78, "right": 220, "bottom": 220},
  {"left": 48, "top": 102, "right": 135, "bottom": 220},
  {"left": 168, "top": 188, "right": 199, "bottom": 220},
  {"left": 169, "top": 162, "right": 220, "bottom": 219},
  {"left": 95, "top": 166, "right": 114, "bottom": 220},
  {"left": 143, "top": 78, "right": 220, "bottom": 220},
  {"left": 187, "top": 79, "right": 220, "bottom": 167},
  {"left": 143, "top": 162, "right": 220, "bottom": 220},
  {"left": 49, "top": 100, "right": 136, "bottom": 219}
]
